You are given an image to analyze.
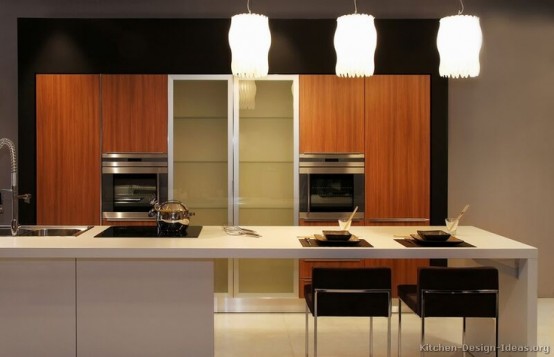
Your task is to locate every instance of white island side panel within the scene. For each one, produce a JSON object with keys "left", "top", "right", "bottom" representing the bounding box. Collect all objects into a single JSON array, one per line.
[
  {"left": 0, "top": 259, "right": 76, "bottom": 357},
  {"left": 76, "top": 259, "right": 214, "bottom": 357}
]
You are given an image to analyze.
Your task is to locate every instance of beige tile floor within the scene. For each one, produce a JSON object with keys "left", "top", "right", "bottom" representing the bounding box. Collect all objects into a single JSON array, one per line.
[{"left": 215, "top": 299, "right": 554, "bottom": 357}]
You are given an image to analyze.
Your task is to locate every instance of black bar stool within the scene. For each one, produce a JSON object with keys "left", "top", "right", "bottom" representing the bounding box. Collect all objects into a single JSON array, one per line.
[
  {"left": 398, "top": 266, "right": 499, "bottom": 357},
  {"left": 304, "top": 267, "right": 392, "bottom": 357}
]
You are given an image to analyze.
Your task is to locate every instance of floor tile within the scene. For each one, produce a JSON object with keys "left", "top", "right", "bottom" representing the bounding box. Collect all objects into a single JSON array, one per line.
[{"left": 215, "top": 298, "right": 553, "bottom": 357}]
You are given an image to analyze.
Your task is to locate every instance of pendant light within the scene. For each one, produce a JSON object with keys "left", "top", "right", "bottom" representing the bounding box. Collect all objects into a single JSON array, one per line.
[
  {"left": 228, "top": 0, "right": 271, "bottom": 79},
  {"left": 334, "top": 0, "right": 377, "bottom": 78},
  {"left": 437, "top": 0, "right": 482, "bottom": 78}
]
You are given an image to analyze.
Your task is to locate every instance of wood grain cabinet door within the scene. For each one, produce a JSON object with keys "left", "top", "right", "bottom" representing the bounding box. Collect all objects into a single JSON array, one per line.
[
  {"left": 364, "top": 75, "right": 431, "bottom": 225},
  {"left": 102, "top": 75, "right": 168, "bottom": 153},
  {"left": 36, "top": 74, "right": 101, "bottom": 225},
  {"left": 364, "top": 75, "right": 431, "bottom": 293},
  {"left": 299, "top": 75, "right": 365, "bottom": 153}
]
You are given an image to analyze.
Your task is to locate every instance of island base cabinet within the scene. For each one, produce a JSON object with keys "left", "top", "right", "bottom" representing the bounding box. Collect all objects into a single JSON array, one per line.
[
  {"left": 76, "top": 259, "right": 214, "bottom": 357},
  {"left": 0, "top": 259, "right": 76, "bottom": 357}
]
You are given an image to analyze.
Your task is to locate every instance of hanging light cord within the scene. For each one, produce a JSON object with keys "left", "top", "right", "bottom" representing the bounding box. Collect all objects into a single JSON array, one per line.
[
  {"left": 458, "top": 0, "right": 465, "bottom": 15},
  {"left": 247, "top": 0, "right": 251, "bottom": 14},
  {"left": 353, "top": 0, "right": 358, "bottom": 14}
]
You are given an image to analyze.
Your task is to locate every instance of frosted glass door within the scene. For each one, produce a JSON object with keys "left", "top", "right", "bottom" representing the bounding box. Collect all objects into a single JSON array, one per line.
[
  {"left": 236, "top": 80, "right": 296, "bottom": 224},
  {"left": 172, "top": 78, "right": 231, "bottom": 225},
  {"left": 235, "top": 78, "right": 299, "bottom": 297},
  {"left": 170, "top": 76, "right": 232, "bottom": 294}
]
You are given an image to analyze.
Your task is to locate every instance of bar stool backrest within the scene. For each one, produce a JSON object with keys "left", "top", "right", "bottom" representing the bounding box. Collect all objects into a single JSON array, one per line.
[
  {"left": 310, "top": 267, "right": 391, "bottom": 317},
  {"left": 418, "top": 266, "right": 499, "bottom": 318}
]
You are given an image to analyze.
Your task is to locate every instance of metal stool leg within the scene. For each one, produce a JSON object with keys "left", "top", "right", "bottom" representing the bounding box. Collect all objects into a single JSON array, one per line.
[
  {"left": 369, "top": 316, "right": 373, "bottom": 357},
  {"left": 398, "top": 299, "right": 402, "bottom": 357},
  {"left": 387, "top": 311, "right": 391, "bottom": 357},
  {"left": 495, "top": 317, "right": 499, "bottom": 357},
  {"left": 421, "top": 317, "right": 425, "bottom": 357},
  {"left": 462, "top": 317, "right": 467, "bottom": 357},
  {"left": 305, "top": 304, "right": 309, "bottom": 357},
  {"left": 314, "top": 314, "right": 318, "bottom": 357}
]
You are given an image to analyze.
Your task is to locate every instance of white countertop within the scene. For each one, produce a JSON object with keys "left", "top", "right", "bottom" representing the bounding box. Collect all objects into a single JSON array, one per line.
[{"left": 0, "top": 225, "right": 537, "bottom": 260}]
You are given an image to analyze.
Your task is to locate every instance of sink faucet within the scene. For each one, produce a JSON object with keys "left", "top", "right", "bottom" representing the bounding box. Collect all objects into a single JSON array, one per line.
[{"left": 0, "top": 138, "right": 32, "bottom": 236}]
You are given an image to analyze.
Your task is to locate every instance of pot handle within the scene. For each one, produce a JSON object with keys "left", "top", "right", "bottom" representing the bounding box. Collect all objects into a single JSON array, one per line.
[{"left": 148, "top": 208, "right": 158, "bottom": 218}]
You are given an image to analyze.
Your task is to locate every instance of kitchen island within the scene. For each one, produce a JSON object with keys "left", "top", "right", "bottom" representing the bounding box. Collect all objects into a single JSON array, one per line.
[{"left": 0, "top": 225, "right": 538, "bottom": 356}]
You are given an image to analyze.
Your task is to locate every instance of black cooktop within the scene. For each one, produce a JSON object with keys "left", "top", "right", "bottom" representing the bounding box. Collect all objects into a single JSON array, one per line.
[{"left": 95, "top": 225, "right": 203, "bottom": 238}]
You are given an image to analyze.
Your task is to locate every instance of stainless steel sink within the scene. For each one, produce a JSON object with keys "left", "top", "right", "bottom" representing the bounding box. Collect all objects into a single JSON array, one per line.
[{"left": 0, "top": 225, "right": 93, "bottom": 237}]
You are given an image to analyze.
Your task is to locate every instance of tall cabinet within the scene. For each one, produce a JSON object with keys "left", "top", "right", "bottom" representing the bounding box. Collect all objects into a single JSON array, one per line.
[
  {"left": 36, "top": 74, "right": 101, "bottom": 225},
  {"left": 298, "top": 74, "right": 431, "bottom": 296},
  {"left": 365, "top": 75, "right": 430, "bottom": 225},
  {"left": 364, "top": 75, "right": 431, "bottom": 295}
]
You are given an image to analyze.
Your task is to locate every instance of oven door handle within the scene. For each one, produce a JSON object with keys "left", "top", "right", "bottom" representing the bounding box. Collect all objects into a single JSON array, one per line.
[{"left": 114, "top": 198, "right": 145, "bottom": 203}]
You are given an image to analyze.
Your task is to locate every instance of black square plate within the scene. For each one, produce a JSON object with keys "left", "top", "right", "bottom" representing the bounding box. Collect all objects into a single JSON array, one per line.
[
  {"left": 315, "top": 234, "right": 359, "bottom": 245},
  {"left": 417, "top": 230, "right": 451, "bottom": 242},
  {"left": 411, "top": 234, "right": 464, "bottom": 246},
  {"left": 322, "top": 230, "right": 352, "bottom": 241}
]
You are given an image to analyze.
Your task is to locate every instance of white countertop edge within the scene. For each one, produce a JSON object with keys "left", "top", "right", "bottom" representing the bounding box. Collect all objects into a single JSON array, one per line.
[{"left": 0, "top": 225, "right": 537, "bottom": 259}]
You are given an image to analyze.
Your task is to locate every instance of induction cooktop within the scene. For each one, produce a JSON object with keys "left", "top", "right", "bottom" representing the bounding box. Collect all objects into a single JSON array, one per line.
[{"left": 95, "top": 225, "right": 203, "bottom": 238}]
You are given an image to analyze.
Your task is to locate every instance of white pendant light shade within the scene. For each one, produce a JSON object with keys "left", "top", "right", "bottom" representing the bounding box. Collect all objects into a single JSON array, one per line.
[
  {"left": 437, "top": 15, "right": 482, "bottom": 78},
  {"left": 334, "top": 14, "right": 377, "bottom": 78},
  {"left": 239, "top": 80, "right": 257, "bottom": 110},
  {"left": 229, "top": 13, "right": 271, "bottom": 79}
]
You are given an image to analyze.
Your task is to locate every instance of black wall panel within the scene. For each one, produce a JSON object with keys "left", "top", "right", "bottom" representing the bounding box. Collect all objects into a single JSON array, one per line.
[{"left": 18, "top": 18, "right": 448, "bottom": 225}]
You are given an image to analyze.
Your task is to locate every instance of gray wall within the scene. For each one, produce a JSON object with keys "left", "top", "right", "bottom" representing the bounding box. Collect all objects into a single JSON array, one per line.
[{"left": 0, "top": 0, "right": 553, "bottom": 296}]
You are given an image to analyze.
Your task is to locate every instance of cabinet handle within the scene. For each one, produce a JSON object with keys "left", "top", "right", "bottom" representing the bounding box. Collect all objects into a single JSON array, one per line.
[
  {"left": 303, "top": 259, "right": 363, "bottom": 262},
  {"left": 302, "top": 218, "right": 364, "bottom": 222},
  {"left": 366, "top": 218, "right": 429, "bottom": 223}
]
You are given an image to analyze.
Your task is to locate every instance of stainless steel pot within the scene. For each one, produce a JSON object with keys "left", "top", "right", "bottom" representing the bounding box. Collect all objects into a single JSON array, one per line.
[{"left": 148, "top": 199, "right": 195, "bottom": 230}]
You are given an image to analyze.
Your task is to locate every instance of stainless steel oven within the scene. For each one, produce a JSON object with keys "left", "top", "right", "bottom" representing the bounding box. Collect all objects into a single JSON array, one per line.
[
  {"left": 102, "top": 153, "right": 168, "bottom": 222},
  {"left": 299, "top": 153, "right": 365, "bottom": 221}
]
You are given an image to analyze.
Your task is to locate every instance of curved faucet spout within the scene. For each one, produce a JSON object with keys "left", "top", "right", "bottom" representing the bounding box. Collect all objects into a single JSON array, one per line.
[
  {"left": 0, "top": 138, "right": 17, "bottom": 175},
  {"left": 1, "top": 138, "right": 25, "bottom": 236}
]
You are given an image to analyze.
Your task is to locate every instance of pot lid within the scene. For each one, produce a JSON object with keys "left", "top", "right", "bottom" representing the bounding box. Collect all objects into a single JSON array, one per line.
[{"left": 158, "top": 200, "right": 189, "bottom": 214}]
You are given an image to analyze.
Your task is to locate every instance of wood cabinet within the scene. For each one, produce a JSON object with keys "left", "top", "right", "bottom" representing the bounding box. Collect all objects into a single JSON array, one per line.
[
  {"left": 36, "top": 74, "right": 101, "bottom": 225},
  {"left": 102, "top": 75, "right": 168, "bottom": 153},
  {"left": 364, "top": 75, "right": 430, "bottom": 225},
  {"left": 364, "top": 75, "right": 431, "bottom": 294},
  {"left": 37, "top": 74, "right": 168, "bottom": 225},
  {"left": 299, "top": 75, "right": 365, "bottom": 153},
  {"left": 298, "top": 75, "right": 431, "bottom": 297}
]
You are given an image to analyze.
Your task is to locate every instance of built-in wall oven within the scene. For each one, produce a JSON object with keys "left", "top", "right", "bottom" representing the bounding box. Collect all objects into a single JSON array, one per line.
[
  {"left": 102, "top": 153, "right": 168, "bottom": 222},
  {"left": 299, "top": 153, "right": 365, "bottom": 221}
]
